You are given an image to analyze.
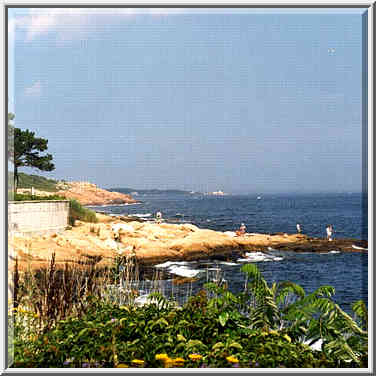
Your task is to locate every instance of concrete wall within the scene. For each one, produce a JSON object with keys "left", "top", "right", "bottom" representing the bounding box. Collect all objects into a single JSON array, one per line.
[{"left": 8, "top": 200, "right": 70, "bottom": 237}]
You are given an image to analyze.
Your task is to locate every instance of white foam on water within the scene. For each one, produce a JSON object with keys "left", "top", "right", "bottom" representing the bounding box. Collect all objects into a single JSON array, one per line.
[
  {"left": 237, "top": 252, "right": 283, "bottom": 263},
  {"left": 352, "top": 244, "right": 367, "bottom": 251},
  {"left": 154, "top": 261, "right": 176, "bottom": 268},
  {"left": 154, "top": 261, "right": 191, "bottom": 268},
  {"left": 219, "top": 261, "right": 238, "bottom": 266},
  {"left": 319, "top": 251, "right": 341, "bottom": 254},
  {"left": 168, "top": 266, "right": 201, "bottom": 278},
  {"left": 131, "top": 213, "right": 152, "bottom": 218},
  {"left": 245, "top": 252, "right": 270, "bottom": 260}
]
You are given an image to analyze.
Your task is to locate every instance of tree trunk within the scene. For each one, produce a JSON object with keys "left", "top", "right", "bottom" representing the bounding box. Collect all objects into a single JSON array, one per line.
[{"left": 14, "top": 166, "right": 18, "bottom": 193}]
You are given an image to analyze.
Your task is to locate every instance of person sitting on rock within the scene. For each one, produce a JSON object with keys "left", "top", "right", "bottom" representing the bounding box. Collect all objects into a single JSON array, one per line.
[{"left": 236, "top": 223, "right": 247, "bottom": 236}]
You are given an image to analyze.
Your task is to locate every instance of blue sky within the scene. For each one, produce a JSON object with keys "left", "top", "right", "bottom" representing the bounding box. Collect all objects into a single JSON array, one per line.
[{"left": 8, "top": 8, "right": 367, "bottom": 193}]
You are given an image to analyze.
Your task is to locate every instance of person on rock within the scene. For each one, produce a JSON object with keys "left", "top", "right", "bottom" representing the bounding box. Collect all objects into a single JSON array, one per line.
[
  {"left": 156, "top": 211, "right": 162, "bottom": 224},
  {"left": 236, "top": 223, "right": 247, "bottom": 236},
  {"left": 326, "top": 224, "right": 333, "bottom": 241}
]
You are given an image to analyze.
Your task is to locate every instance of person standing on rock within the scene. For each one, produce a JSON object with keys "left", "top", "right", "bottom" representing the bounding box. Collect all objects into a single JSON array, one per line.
[
  {"left": 326, "top": 224, "right": 333, "bottom": 241},
  {"left": 156, "top": 211, "right": 162, "bottom": 224},
  {"left": 296, "top": 223, "right": 302, "bottom": 234}
]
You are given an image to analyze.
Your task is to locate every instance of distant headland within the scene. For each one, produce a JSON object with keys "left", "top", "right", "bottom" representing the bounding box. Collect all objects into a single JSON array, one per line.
[{"left": 108, "top": 188, "right": 197, "bottom": 195}]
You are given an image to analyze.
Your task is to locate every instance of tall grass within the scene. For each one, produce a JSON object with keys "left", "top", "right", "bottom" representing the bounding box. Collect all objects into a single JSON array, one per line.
[
  {"left": 13, "top": 255, "right": 107, "bottom": 332},
  {"left": 12, "top": 254, "right": 131, "bottom": 333},
  {"left": 10, "top": 250, "right": 203, "bottom": 335}
]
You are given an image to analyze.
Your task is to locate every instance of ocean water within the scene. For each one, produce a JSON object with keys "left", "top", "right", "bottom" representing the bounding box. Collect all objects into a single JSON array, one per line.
[{"left": 94, "top": 192, "right": 368, "bottom": 313}]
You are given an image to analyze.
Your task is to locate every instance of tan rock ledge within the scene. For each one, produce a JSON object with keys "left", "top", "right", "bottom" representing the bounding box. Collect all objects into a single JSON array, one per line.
[{"left": 8, "top": 214, "right": 367, "bottom": 272}]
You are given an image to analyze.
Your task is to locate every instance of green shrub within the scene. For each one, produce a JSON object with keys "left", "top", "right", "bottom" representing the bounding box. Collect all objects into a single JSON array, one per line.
[
  {"left": 69, "top": 199, "right": 97, "bottom": 224},
  {"left": 12, "top": 193, "right": 66, "bottom": 201},
  {"left": 10, "top": 296, "right": 355, "bottom": 368},
  {"left": 9, "top": 172, "right": 58, "bottom": 192},
  {"left": 11, "top": 264, "right": 368, "bottom": 368}
]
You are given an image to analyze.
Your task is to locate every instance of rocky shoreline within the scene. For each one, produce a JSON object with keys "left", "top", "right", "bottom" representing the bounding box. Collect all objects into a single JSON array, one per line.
[
  {"left": 56, "top": 181, "right": 139, "bottom": 206},
  {"left": 9, "top": 213, "right": 367, "bottom": 272}
]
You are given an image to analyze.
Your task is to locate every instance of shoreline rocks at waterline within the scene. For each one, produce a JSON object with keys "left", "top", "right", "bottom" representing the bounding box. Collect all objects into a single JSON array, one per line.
[{"left": 9, "top": 214, "right": 367, "bottom": 272}]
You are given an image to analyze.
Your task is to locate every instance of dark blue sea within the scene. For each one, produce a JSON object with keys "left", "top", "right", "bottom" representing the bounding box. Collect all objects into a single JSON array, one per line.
[{"left": 93, "top": 192, "right": 368, "bottom": 313}]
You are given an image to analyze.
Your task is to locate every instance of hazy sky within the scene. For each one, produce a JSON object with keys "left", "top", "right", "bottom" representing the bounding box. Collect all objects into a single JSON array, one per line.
[{"left": 8, "top": 8, "right": 367, "bottom": 194}]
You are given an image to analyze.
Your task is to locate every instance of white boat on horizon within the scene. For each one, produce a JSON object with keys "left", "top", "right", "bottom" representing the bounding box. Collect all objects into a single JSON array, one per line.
[{"left": 206, "top": 190, "right": 227, "bottom": 196}]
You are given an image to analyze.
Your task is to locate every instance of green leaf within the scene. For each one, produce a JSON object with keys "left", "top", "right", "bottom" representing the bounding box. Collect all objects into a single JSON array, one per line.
[
  {"left": 177, "top": 334, "right": 186, "bottom": 342},
  {"left": 119, "top": 318, "right": 128, "bottom": 326},
  {"left": 174, "top": 342, "right": 186, "bottom": 352},
  {"left": 219, "top": 312, "right": 229, "bottom": 327},
  {"left": 229, "top": 342, "right": 243, "bottom": 350},
  {"left": 77, "top": 328, "right": 89, "bottom": 338},
  {"left": 212, "top": 342, "right": 224, "bottom": 350},
  {"left": 186, "top": 339, "right": 206, "bottom": 350}
]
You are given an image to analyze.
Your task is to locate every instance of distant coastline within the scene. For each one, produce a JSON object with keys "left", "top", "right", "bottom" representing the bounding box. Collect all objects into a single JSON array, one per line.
[{"left": 108, "top": 188, "right": 197, "bottom": 195}]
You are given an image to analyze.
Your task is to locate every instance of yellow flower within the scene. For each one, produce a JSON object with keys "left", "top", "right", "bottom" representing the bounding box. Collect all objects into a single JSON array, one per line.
[
  {"left": 188, "top": 354, "right": 203, "bottom": 361},
  {"left": 226, "top": 356, "right": 239, "bottom": 363},
  {"left": 261, "top": 331, "right": 269, "bottom": 336},
  {"left": 173, "top": 357, "right": 185, "bottom": 366},
  {"left": 131, "top": 359, "right": 145, "bottom": 366},
  {"left": 269, "top": 330, "right": 279, "bottom": 335},
  {"left": 163, "top": 359, "right": 175, "bottom": 368},
  {"left": 155, "top": 353, "right": 169, "bottom": 361},
  {"left": 117, "top": 364, "right": 128, "bottom": 368},
  {"left": 283, "top": 334, "right": 291, "bottom": 343}
]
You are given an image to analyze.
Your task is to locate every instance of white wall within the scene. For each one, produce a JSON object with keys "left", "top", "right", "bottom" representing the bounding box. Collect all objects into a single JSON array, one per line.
[{"left": 8, "top": 201, "right": 70, "bottom": 237}]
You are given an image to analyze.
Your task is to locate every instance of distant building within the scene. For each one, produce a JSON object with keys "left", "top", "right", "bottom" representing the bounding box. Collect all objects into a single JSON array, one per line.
[{"left": 211, "top": 190, "right": 226, "bottom": 196}]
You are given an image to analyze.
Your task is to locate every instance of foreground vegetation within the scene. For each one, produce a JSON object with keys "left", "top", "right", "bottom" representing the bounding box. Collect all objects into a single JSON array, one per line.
[
  {"left": 10, "top": 259, "right": 367, "bottom": 368},
  {"left": 68, "top": 199, "right": 97, "bottom": 225}
]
